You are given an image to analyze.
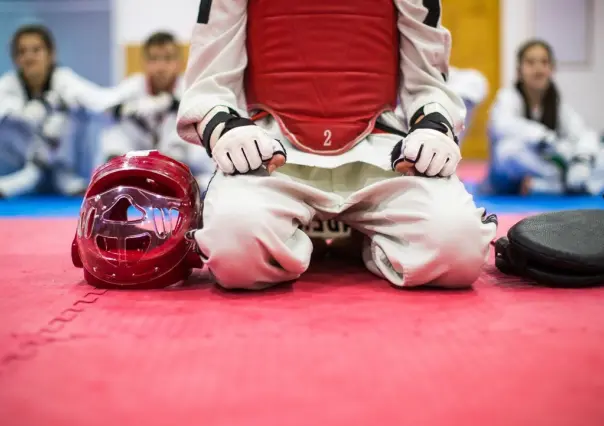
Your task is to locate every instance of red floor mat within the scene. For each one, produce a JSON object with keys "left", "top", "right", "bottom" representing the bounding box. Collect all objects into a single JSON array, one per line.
[{"left": 1, "top": 217, "right": 604, "bottom": 426}]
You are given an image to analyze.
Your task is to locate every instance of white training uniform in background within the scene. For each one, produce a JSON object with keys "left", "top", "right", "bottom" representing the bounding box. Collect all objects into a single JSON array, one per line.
[
  {"left": 177, "top": 0, "right": 497, "bottom": 289},
  {"left": 447, "top": 66, "right": 488, "bottom": 143},
  {"left": 395, "top": 66, "right": 489, "bottom": 144},
  {"left": 99, "top": 73, "right": 214, "bottom": 189},
  {"left": 0, "top": 66, "right": 121, "bottom": 197},
  {"left": 447, "top": 67, "right": 489, "bottom": 110},
  {"left": 487, "top": 86, "right": 603, "bottom": 195}
]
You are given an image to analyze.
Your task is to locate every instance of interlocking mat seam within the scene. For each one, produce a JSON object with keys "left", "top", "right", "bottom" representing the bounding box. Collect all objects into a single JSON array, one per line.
[{"left": 0, "top": 289, "right": 109, "bottom": 376}]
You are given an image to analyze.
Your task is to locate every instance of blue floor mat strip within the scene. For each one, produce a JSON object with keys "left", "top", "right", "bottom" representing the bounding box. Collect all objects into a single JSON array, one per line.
[
  {"left": 0, "top": 192, "right": 602, "bottom": 218},
  {"left": 0, "top": 196, "right": 83, "bottom": 218},
  {"left": 473, "top": 194, "right": 602, "bottom": 214}
]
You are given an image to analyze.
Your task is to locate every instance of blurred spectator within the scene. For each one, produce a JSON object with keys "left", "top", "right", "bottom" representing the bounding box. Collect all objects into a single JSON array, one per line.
[
  {"left": 0, "top": 24, "right": 120, "bottom": 198},
  {"left": 483, "top": 39, "right": 603, "bottom": 195},
  {"left": 98, "top": 31, "right": 214, "bottom": 190}
]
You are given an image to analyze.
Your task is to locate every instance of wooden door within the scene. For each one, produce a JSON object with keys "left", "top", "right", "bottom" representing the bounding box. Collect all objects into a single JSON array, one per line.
[
  {"left": 125, "top": 44, "right": 189, "bottom": 76},
  {"left": 442, "top": 0, "right": 500, "bottom": 159}
]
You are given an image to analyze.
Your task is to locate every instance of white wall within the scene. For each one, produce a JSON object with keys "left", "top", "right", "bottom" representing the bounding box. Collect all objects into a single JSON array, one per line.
[
  {"left": 111, "top": 0, "right": 199, "bottom": 81},
  {"left": 113, "top": 0, "right": 199, "bottom": 43},
  {"left": 500, "top": 0, "right": 604, "bottom": 130}
]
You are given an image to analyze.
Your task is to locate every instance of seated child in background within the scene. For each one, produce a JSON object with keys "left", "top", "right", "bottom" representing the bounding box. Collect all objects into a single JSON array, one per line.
[
  {"left": 98, "top": 31, "right": 214, "bottom": 190},
  {"left": 483, "top": 39, "right": 603, "bottom": 196},
  {"left": 0, "top": 24, "right": 120, "bottom": 197}
]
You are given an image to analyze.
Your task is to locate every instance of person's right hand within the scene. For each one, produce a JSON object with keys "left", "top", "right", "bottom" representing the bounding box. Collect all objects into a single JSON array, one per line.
[
  {"left": 211, "top": 125, "right": 286, "bottom": 175},
  {"left": 20, "top": 100, "right": 48, "bottom": 127}
]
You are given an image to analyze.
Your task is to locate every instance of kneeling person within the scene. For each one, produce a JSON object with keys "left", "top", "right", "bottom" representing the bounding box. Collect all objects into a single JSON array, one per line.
[
  {"left": 176, "top": 0, "right": 497, "bottom": 290},
  {"left": 0, "top": 24, "right": 117, "bottom": 197}
]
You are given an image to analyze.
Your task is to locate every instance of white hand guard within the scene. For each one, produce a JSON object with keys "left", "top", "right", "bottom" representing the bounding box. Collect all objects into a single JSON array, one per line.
[
  {"left": 41, "top": 112, "right": 69, "bottom": 142},
  {"left": 20, "top": 100, "right": 49, "bottom": 128},
  {"left": 122, "top": 93, "right": 174, "bottom": 118},
  {"left": 212, "top": 125, "right": 285, "bottom": 175},
  {"left": 200, "top": 110, "right": 286, "bottom": 175},
  {"left": 391, "top": 104, "right": 461, "bottom": 177}
]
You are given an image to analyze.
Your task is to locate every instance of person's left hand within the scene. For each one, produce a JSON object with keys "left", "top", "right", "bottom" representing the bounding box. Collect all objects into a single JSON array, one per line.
[
  {"left": 391, "top": 107, "right": 461, "bottom": 177},
  {"left": 393, "top": 129, "right": 461, "bottom": 177}
]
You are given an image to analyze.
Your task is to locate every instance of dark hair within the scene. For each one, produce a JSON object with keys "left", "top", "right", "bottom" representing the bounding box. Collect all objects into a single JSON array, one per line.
[
  {"left": 515, "top": 39, "right": 559, "bottom": 132},
  {"left": 143, "top": 31, "right": 178, "bottom": 56},
  {"left": 11, "top": 24, "right": 55, "bottom": 60}
]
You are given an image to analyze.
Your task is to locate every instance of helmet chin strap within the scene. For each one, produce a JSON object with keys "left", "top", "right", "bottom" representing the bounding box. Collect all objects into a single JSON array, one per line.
[{"left": 184, "top": 230, "right": 204, "bottom": 269}]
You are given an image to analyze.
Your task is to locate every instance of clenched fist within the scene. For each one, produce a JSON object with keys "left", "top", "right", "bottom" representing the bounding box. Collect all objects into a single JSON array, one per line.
[
  {"left": 202, "top": 112, "right": 286, "bottom": 175},
  {"left": 391, "top": 104, "right": 461, "bottom": 177}
]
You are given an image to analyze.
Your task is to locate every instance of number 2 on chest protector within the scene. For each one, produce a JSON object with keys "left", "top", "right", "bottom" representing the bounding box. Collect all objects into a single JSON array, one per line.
[{"left": 323, "top": 130, "right": 332, "bottom": 146}]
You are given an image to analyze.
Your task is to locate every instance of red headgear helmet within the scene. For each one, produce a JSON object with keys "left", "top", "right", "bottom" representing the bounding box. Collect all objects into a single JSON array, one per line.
[{"left": 71, "top": 150, "right": 203, "bottom": 289}]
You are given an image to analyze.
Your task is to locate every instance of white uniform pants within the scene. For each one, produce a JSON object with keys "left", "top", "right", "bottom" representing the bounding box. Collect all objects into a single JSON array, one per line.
[{"left": 195, "top": 163, "right": 497, "bottom": 289}]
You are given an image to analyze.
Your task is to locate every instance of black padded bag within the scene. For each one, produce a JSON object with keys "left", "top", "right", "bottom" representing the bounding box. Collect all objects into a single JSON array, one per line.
[{"left": 494, "top": 209, "right": 604, "bottom": 287}]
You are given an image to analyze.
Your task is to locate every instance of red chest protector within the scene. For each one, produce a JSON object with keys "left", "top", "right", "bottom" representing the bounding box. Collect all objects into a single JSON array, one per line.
[{"left": 245, "top": 0, "right": 400, "bottom": 155}]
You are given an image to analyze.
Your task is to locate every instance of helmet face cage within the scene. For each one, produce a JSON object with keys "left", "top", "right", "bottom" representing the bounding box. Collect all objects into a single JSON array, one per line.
[{"left": 74, "top": 151, "right": 202, "bottom": 287}]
